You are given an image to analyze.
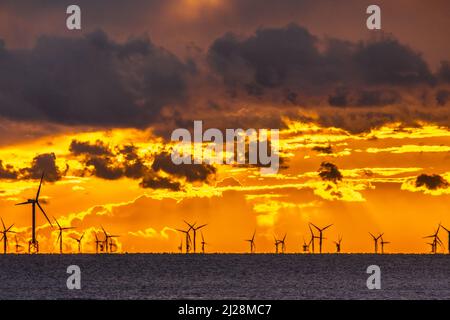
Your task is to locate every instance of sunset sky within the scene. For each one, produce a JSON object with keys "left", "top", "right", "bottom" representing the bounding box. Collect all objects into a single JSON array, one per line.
[{"left": 0, "top": 0, "right": 449, "bottom": 253}]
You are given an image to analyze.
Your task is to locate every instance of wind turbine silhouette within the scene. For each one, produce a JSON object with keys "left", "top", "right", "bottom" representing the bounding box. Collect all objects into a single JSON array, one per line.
[
  {"left": 184, "top": 221, "right": 207, "bottom": 253},
  {"left": 177, "top": 238, "right": 183, "bottom": 253},
  {"left": 101, "top": 226, "right": 119, "bottom": 253},
  {"left": 245, "top": 230, "right": 256, "bottom": 253},
  {"left": 15, "top": 172, "right": 53, "bottom": 253},
  {"left": 302, "top": 237, "right": 310, "bottom": 253},
  {"left": 310, "top": 223, "right": 332, "bottom": 253},
  {"left": 308, "top": 224, "right": 319, "bottom": 253},
  {"left": 279, "top": 234, "right": 287, "bottom": 253},
  {"left": 334, "top": 236, "right": 343, "bottom": 253},
  {"left": 200, "top": 232, "right": 208, "bottom": 253},
  {"left": 274, "top": 236, "right": 280, "bottom": 253},
  {"left": 176, "top": 228, "right": 191, "bottom": 253},
  {"left": 0, "top": 218, "right": 15, "bottom": 254},
  {"left": 439, "top": 224, "right": 450, "bottom": 254},
  {"left": 14, "top": 235, "right": 24, "bottom": 253},
  {"left": 423, "top": 225, "right": 442, "bottom": 254},
  {"left": 54, "top": 217, "right": 75, "bottom": 254},
  {"left": 94, "top": 232, "right": 103, "bottom": 253},
  {"left": 369, "top": 232, "right": 383, "bottom": 254},
  {"left": 72, "top": 232, "right": 85, "bottom": 253},
  {"left": 380, "top": 235, "right": 390, "bottom": 254}
]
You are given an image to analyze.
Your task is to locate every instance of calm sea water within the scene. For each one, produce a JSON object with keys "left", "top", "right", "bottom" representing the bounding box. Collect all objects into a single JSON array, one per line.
[{"left": 0, "top": 254, "right": 448, "bottom": 300}]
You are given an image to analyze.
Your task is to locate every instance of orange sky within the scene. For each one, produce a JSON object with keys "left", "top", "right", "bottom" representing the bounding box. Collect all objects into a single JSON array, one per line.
[{"left": 0, "top": 121, "right": 449, "bottom": 253}]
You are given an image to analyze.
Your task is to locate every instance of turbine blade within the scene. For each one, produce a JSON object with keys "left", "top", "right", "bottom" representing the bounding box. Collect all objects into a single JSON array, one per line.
[
  {"left": 36, "top": 172, "right": 45, "bottom": 201},
  {"left": 310, "top": 222, "right": 320, "bottom": 231},
  {"left": 37, "top": 202, "right": 52, "bottom": 227},
  {"left": 15, "top": 201, "right": 29, "bottom": 206},
  {"left": 1, "top": 218, "right": 5, "bottom": 230},
  {"left": 323, "top": 224, "right": 333, "bottom": 230}
]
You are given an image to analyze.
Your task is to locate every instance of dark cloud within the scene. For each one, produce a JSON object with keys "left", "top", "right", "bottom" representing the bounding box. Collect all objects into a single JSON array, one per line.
[
  {"left": 353, "top": 39, "right": 433, "bottom": 85},
  {"left": 436, "top": 90, "right": 450, "bottom": 106},
  {"left": 208, "top": 25, "right": 435, "bottom": 97},
  {"left": 328, "top": 88, "right": 400, "bottom": 107},
  {"left": 69, "top": 139, "right": 112, "bottom": 156},
  {"left": 140, "top": 176, "right": 181, "bottom": 191},
  {"left": 318, "top": 162, "right": 343, "bottom": 184},
  {"left": 20, "top": 153, "right": 64, "bottom": 182},
  {"left": 0, "top": 160, "right": 18, "bottom": 179},
  {"left": 415, "top": 174, "right": 449, "bottom": 190},
  {"left": 438, "top": 61, "right": 450, "bottom": 83},
  {"left": 84, "top": 156, "right": 124, "bottom": 180},
  {"left": 151, "top": 152, "right": 216, "bottom": 182},
  {"left": 312, "top": 145, "right": 333, "bottom": 154},
  {"left": 0, "top": 30, "right": 189, "bottom": 128}
]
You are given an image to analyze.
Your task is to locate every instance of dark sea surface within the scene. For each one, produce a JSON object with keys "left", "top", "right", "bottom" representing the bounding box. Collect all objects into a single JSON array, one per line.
[{"left": 0, "top": 254, "right": 449, "bottom": 300}]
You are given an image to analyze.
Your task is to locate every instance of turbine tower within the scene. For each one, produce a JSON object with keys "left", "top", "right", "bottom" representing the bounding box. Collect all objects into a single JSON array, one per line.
[
  {"left": 0, "top": 218, "right": 15, "bottom": 254},
  {"left": 15, "top": 172, "right": 53, "bottom": 253},
  {"left": 54, "top": 217, "right": 75, "bottom": 254},
  {"left": 200, "top": 232, "right": 208, "bottom": 254},
  {"left": 245, "top": 230, "right": 256, "bottom": 253},
  {"left": 310, "top": 223, "right": 333, "bottom": 253}
]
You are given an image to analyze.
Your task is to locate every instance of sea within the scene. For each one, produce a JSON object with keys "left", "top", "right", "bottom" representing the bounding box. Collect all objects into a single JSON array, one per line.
[{"left": 0, "top": 254, "right": 449, "bottom": 300}]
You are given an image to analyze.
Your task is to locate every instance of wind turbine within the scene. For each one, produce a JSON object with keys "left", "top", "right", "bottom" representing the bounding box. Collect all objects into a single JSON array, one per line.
[
  {"left": 308, "top": 224, "right": 319, "bottom": 253},
  {"left": 101, "top": 226, "right": 119, "bottom": 253},
  {"left": 200, "top": 232, "right": 208, "bottom": 254},
  {"left": 0, "top": 218, "right": 15, "bottom": 254},
  {"left": 245, "top": 230, "right": 256, "bottom": 253},
  {"left": 178, "top": 238, "right": 183, "bottom": 253},
  {"left": 380, "top": 236, "right": 390, "bottom": 254},
  {"left": 302, "top": 237, "right": 310, "bottom": 253},
  {"left": 423, "top": 225, "right": 442, "bottom": 254},
  {"left": 369, "top": 232, "right": 383, "bottom": 254},
  {"left": 184, "top": 221, "right": 207, "bottom": 253},
  {"left": 279, "top": 234, "right": 287, "bottom": 253},
  {"left": 334, "top": 236, "right": 343, "bottom": 253},
  {"left": 274, "top": 235, "right": 281, "bottom": 253},
  {"left": 15, "top": 172, "right": 53, "bottom": 253},
  {"left": 310, "top": 223, "right": 333, "bottom": 253},
  {"left": 176, "top": 228, "right": 191, "bottom": 253},
  {"left": 54, "top": 217, "right": 75, "bottom": 254},
  {"left": 94, "top": 233, "right": 103, "bottom": 254},
  {"left": 72, "top": 232, "right": 85, "bottom": 253},
  {"left": 14, "top": 235, "right": 24, "bottom": 253},
  {"left": 439, "top": 224, "right": 450, "bottom": 254}
]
